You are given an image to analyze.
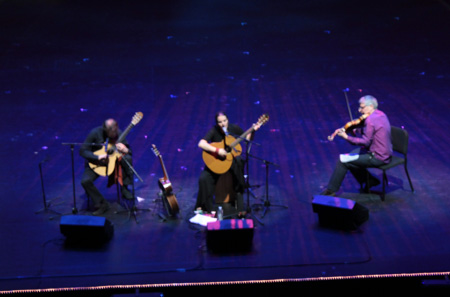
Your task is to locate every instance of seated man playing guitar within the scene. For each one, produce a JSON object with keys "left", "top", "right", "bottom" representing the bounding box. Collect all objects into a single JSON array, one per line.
[
  {"left": 195, "top": 111, "right": 263, "bottom": 216},
  {"left": 80, "top": 118, "right": 134, "bottom": 215}
]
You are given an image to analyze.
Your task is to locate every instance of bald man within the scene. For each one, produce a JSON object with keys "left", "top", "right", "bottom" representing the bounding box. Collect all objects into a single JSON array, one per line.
[{"left": 80, "top": 118, "right": 134, "bottom": 215}]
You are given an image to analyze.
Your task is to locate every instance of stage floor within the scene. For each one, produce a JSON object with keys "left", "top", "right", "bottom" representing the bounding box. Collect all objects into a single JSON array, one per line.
[{"left": 1, "top": 0, "right": 450, "bottom": 295}]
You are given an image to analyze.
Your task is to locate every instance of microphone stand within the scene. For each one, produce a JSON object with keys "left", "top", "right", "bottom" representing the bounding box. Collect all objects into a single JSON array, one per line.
[
  {"left": 62, "top": 142, "right": 87, "bottom": 214},
  {"left": 227, "top": 131, "right": 265, "bottom": 224},
  {"left": 242, "top": 138, "right": 264, "bottom": 225},
  {"left": 62, "top": 142, "right": 108, "bottom": 214},
  {"left": 35, "top": 157, "right": 63, "bottom": 219},
  {"left": 244, "top": 140, "right": 261, "bottom": 199},
  {"left": 250, "top": 155, "right": 288, "bottom": 219}
]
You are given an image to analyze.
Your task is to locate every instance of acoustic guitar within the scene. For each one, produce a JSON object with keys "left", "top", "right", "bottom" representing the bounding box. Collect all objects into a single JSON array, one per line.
[
  {"left": 89, "top": 112, "right": 143, "bottom": 176},
  {"left": 202, "top": 114, "right": 269, "bottom": 174},
  {"left": 151, "top": 144, "right": 180, "bottom": 216}
]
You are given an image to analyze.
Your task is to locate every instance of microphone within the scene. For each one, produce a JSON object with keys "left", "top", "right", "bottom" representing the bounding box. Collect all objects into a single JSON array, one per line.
[
  {"left": 39, "top": 156, "right": 50, "bottom": 165},
  {"left": 222, "top": 126, "right": 229, "bottom": 136},
  {"left": 104, "top": 138, "right": 109, "bottom": 152}
]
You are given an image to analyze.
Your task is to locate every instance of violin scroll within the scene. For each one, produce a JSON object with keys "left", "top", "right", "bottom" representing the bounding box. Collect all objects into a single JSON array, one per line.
[{"left": 327, "top": 129, "right": 343, "bottom": 141}]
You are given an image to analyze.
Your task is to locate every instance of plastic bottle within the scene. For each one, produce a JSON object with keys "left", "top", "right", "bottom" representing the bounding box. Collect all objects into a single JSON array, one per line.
[{"left": 217, "top": 206, "right": 223, "bottom": 221}]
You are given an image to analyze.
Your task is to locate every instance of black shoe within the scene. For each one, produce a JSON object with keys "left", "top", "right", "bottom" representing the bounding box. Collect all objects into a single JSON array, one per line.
[
  {"left": 320, "top": 189, "right": 336, "bottom": 196},
  {"left": 363, "top": 178, "right": 381, "bottom": 192},
  {"left": 93, "top": 201, "right": 110, "bottom": 216},
  {"left": 121, "top": 187, "right": 134, "bottom": 200}
]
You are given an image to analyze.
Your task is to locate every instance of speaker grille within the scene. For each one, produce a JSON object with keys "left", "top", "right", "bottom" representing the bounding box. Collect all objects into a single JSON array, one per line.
[{"left": 312, "top": 195, "right": 369, "bottom": 230}]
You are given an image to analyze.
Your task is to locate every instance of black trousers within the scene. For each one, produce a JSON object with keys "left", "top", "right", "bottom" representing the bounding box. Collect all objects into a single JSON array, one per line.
[
  {"left": 81, "top": 155, "right": 133, "bottom": 207},
  {"left": 327, "top": 148, "right": 386, "bottom": 193},
  {"left": 195, "top": 158, "right": 245, "bottom": 212}
]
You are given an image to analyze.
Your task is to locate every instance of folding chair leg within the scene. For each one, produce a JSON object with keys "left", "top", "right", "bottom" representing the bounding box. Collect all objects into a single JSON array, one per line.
[
  {"left": 364, "top": 171, "right": 370, "bottom": 194},
  {"left": 381, "top": 171, "right": 388, "bottom": 201},
  {"left": 404, "top": 163, "right": 415, "bottom": 192}
]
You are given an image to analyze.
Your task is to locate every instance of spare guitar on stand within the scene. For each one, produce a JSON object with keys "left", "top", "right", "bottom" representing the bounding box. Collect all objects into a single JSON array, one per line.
[{"left": 152, "top": 144, "right": 180, "bottom": 220}]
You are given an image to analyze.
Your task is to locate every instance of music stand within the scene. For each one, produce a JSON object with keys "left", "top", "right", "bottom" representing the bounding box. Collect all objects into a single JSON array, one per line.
[
  {"left": 35, "top": 157, "right": 64, "bottom": 219},
  {"left": 114, "top": 158, "right": 150, "bottom": 224}
]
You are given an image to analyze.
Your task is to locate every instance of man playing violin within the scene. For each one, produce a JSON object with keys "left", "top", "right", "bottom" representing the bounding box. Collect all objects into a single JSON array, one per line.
[
  {"left": 321, "top": 95, "right": 392, "bottom": 196},
  {"left": 80, "top": 118, "right": 134, "bottom": 215}
]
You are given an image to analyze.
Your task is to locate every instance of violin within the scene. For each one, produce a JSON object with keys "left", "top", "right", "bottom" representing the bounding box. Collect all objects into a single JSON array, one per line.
[{"left": 327, "top": 113, "right": 368, "bottom": 141}]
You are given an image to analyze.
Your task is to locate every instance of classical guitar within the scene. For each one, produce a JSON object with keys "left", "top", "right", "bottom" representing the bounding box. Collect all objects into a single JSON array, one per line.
[
  {"left": 202, "top": 114, "right": 269, "bottom": 174},
  {"left": 151, "top": 144, "right": 180, "bottom": 216},
  {"left": 89, "top": 112, "right": 143, "bottom": 176}
]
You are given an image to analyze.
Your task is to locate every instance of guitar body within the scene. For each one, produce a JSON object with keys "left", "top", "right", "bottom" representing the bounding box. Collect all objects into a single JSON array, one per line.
[
  {"left": 202, "top": 135, "right": 242, "bottom": 174},
  {"left": 164, "top": 194, "right": 179, "bottom": 216},
  {"left": 89, "top": 144, "right": 121, "bottom": 176},
  {"left": 158, "top": 178, "right": 179, "bottom": 216},
  {"left": 201, "top": 114, "right": 269, "bottom": 175},
  {"left": 158, "top": 178, "right": 180, "bottom": 216},
  {"left": 87, "top": 112, "right": 143, "bottom": 177}
]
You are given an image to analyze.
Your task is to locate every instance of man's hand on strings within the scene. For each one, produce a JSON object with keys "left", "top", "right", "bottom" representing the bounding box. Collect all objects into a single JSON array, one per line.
[{"left": 116, "top": 143, "right": 129, "bottom": 154}]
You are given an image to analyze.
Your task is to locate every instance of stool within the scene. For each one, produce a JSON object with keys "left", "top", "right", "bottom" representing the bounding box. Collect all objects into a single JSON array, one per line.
[{"left": 215, "top": 171, "right": 236, "bottom": 206}]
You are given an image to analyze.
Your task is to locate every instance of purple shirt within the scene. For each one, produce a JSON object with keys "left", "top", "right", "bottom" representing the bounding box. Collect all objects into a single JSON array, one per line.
[{"left": 346, "top": 109, "right": 393, "bottom": 163}]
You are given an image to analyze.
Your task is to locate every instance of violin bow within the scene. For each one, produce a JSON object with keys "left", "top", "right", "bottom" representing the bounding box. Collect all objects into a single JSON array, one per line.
[{"left": 343, "top": 88, "right": 354, "bottom": 121}]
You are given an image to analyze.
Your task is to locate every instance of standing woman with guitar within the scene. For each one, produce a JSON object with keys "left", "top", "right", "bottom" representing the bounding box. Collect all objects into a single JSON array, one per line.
[
  {"left": 195, "top": 111, "right": 263, "bottom": 215},
  {"left": 80, "top": 118, "right": 135, "bottom": 215}
]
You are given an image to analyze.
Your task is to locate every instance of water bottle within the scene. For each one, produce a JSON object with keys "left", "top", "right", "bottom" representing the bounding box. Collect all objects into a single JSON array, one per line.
[{"left": 217, "top": 206, "right": 223, "bottom": 221}]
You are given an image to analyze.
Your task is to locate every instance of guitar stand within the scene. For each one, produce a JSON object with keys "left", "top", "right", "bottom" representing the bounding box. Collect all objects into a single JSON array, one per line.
[
  {"left": 155, "top": 192, "right": 172, "bottom": 222},
  {"left": 251, "top": 157, "right": 288, "bottom": 219},
  {"left": 35, "top": 159, "right": 64, "bottom": 220},
  {"left": 156, "top": 194, "right": 169, "bottom": 222}
]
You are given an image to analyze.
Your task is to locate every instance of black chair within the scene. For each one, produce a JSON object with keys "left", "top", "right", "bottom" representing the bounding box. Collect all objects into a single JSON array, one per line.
[{"left": 369, "top": 126, "right": 414, "bottom": 201}]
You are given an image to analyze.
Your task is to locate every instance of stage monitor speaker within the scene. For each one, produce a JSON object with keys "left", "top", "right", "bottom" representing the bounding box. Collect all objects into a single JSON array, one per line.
[
  {"left": 60, "top": 215, "right": 114, "bottom": 243},
  {"left": 206, "top": 219, "right": 254, "bottom": 253},
  {"left": 312, "top": 195, "right": 369, "bottom": 230}
]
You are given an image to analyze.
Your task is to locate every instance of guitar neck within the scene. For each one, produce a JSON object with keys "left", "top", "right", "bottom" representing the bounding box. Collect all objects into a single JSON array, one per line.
[
  {"left": 116, "top": 122, "right": 134, "bottom": 144},
  {"left": 159, "top": 156, "right": 170, "bottom": 181},
  {"left": 229, "top": 125, "right": 255, "bottom": 148}
]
